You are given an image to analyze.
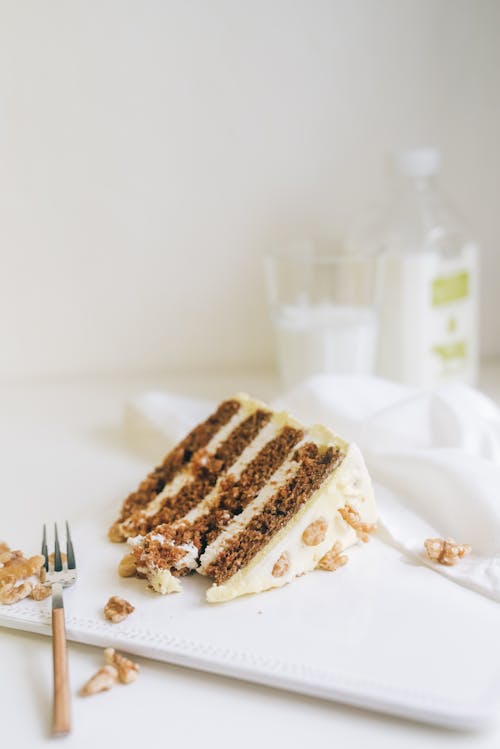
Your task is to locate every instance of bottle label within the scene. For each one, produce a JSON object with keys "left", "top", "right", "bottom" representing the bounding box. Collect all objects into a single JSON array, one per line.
[
  {"left": 425, "top": 246, "right": 477, "bottom": 382},
  {"left": 432, "top": 271, "right": 469, "bottom": 306},
  {"left": 377, "top": 245, "right": 478, "bottom": 386}
]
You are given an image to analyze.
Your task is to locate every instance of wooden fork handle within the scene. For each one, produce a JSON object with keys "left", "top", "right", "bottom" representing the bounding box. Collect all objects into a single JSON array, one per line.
[{"left": 52, "top": 607, "right": 71, "bottom": 735}]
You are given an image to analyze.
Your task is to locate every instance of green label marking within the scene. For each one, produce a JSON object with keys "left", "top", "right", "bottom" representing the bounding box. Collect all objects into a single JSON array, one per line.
[
  {"left": 432, "top": 341, "right": 467, "bottom": 362},
  {"left": 432, "top": 271, "right": 469, "bottom": 306}
]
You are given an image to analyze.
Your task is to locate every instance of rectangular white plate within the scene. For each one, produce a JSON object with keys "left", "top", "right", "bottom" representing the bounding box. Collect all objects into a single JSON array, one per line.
[{"left": 1, "top": 513, "right": 500, "bottom": 731}]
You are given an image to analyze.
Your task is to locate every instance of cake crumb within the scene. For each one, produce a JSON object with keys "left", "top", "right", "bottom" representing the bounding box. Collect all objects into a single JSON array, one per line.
[
  {"left": 424, "top": 537, "right": 471, "bottom": 566},
  {"left": 103, "top": 596, "right": 135, "bottom": 623}
]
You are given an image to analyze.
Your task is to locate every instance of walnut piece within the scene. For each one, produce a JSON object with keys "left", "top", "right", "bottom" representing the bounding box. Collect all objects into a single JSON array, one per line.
[
  {"left": 0, "top": 581, "right": 33, "bottom": 604},
  {"left": 0, "top": 549, "right": 23, "bottom": 566},
  {"left": 103, "top": 595, "right": 135, "bottom": 623},
  {"left": 302, "top": 518, "right": 328, "bottom": 546},
  {"left": 108, "top": 522, "right": 125, "bottom": 543},
  {"left": 424, "top": 537, "right": 471, "bottom": 566},
  {"left": 271, "top": 552, "right": 290, "bottom": 578},
  {"left": 118, "top": 553, "right": 137, "bottom": 578},
  {"left": 338, "top": 504, "right": 376, "bottom": 542},
  {"left": 104, "top": 648, "right": 139, "bottom": 684},
  {"left": 0, "top": 553, "right": 45, "bottom": 589},
  {"left": 30, "top": 583, "right": 52, "bottom": 601},
  {"left": 80, "top": 665, "right": 119, "bottom": 696},
  {"left": 317, "top": 542, "right": 349, "bottom": 571},
  {"left": 0, "top": 543, "right": 54, "bottom": 604}
]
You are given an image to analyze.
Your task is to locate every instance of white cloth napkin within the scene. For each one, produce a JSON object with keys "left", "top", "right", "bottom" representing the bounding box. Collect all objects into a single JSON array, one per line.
[{"left": 124, "top": 376, "right": 500, "bottom": 603}]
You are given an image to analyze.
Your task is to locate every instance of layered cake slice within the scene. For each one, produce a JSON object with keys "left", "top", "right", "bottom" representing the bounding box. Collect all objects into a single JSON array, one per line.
[{"left": 109, "top": 394, "right": 376, "bottom": 602}]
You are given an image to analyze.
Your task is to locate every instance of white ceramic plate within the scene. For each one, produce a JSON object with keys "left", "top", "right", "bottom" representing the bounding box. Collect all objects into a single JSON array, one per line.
[{"left": 1, "top": 517, "right": 499, "bottom": 731}]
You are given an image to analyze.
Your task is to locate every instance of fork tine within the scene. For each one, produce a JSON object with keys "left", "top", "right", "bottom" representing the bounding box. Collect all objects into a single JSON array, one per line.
[
  {"left": 65, "top": 521, "right": 76, "bottom": 570},
  {"left": 54, "top": 523, "right": 63, "bottom": 571},
  {"left": 41, "top": 523, "right": 48, "bottom": 571}
]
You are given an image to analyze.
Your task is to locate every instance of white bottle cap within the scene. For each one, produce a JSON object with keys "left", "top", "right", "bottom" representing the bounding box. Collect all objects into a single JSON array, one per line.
[{"left": 397, "top": 147, "right": 441, "bottom": 178}]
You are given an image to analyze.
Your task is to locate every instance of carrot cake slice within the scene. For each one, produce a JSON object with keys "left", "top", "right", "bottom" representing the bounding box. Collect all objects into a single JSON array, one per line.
[{"left": 109, "top": 394, "right": 377, "bottom": 602}]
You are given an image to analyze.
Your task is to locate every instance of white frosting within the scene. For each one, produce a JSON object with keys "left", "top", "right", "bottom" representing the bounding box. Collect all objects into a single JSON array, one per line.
[
  {"left": 175, "top": 542, "right": 198, "bottom": 571},
  {"left": 206, "top": 443, "right": 376, "bottom": 602},
  {"left": 127, "top": 534, "right": 145, "bottom": 548},
  {"left": 147, "top": 568, "right": 182, "bottom": 594},
  {"left": 148, "top": 533, "right": 166, "bottom": 543}
]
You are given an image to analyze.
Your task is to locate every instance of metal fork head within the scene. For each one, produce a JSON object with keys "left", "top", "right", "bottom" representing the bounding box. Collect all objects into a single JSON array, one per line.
[{"left": 42, "top": 522, "right": 77, "bottom": 588}]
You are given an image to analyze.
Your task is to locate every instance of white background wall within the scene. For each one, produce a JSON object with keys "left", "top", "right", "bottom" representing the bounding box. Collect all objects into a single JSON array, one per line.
[{"left": 1, "top": 0, "right": 499, "bottom": 380}]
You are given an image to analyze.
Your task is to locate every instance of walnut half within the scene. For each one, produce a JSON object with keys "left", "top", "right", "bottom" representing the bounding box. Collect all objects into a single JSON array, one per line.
[
  {"left": 302, "top": 518, "right": 328, "bottom": 546},
  {"left": 103, "top": 596, "right": 135, "bottom": 623},
  {"left": 104, "top": 648, "right": 139, "bottom": 684},
  {"left": 424, "top": 537, "right": 471, "bottom": 566},
  {"left": 0, "top": 581, "right": 33, "bottom": 605},
  {"left": 118, "top": 553, "right": 137, "bottom": 578},
  {"left": 80, "top": 665, "right": 119, "bottom": 696},
  {"left": 271, "top": 552, "right": 290, "bottom": 578},
  {"left": 317, "top": 542, "right": 348, "bottom": 572},
  {"left": 338, "top": 504, "right": 376, "bottom": 543}
]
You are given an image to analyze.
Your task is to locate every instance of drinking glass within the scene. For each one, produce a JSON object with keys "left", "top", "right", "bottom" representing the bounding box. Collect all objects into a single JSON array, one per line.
[{"left": 265, "top": 246, "right": 379, "bottom": 389}]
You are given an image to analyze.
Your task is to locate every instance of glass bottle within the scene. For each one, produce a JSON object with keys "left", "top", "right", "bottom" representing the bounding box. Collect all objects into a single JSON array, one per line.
[{"left": 353, "top": 148, "right": 479, "bottom": 387}]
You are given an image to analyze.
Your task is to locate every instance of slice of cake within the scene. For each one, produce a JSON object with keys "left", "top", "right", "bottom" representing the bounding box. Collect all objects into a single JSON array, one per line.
[{"left": 109, "top": 394, "right": 377, "bottom": 602}]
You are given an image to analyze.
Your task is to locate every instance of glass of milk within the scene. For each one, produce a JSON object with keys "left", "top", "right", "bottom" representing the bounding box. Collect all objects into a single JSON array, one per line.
[{"left": 265, "top": 244, "right": 379, "bottom": 389}]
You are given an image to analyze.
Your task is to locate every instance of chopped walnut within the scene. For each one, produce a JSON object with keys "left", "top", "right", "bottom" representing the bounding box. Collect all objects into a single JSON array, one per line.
[
  {"left": 118, "top": 553, "right": 137, "bottom": 578},
  {"left": 108, "top": 522, "right": 125, "bottom": 543},
  {"left": 0, "top": 549, "right": 23, "bottom": 566},
  {"left": 0, "top": 553, "right": 44, "bottom": 589},
  {"left": 338, "top": 504, "right": 376, "bottom": 542},
  {"left": 30, "top": 583, "right": 52, "bottom": 601},
  {"left": 424, "top": 537, "right": 471, "bottom": 566},
  {"left": 103, "top": 596, "right": 135, "bottom": 623},
  {"left": 0, "top": 543, "right": 54, "bottom": 604},
  {"left": 317, "top": 542, "right": 349, "bottom": 571},
  {"left": 104, "top": 648, "right": 139, "bottom": 684},
  {"left": 80, "top": 665, "right": 119, "bottom": 696},
  {"left": 271, "top": 552, "right": 290, "bottom": 578},
  {"left": 302, "top": 518, "right": 328, "bottom": 546},
  {"left": 0, "top": 581, "right": 33, "bottom": 605}
]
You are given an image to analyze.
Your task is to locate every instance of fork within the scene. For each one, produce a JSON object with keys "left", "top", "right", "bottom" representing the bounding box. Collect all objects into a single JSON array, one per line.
[{"left": 41, "top": 522, "right": 77, "bottom": 736}]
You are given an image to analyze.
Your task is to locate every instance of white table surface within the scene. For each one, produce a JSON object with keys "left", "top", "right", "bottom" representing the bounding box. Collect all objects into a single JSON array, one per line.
[{"left": 1, "top": 363, "right": 499, "bottom": 749}]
